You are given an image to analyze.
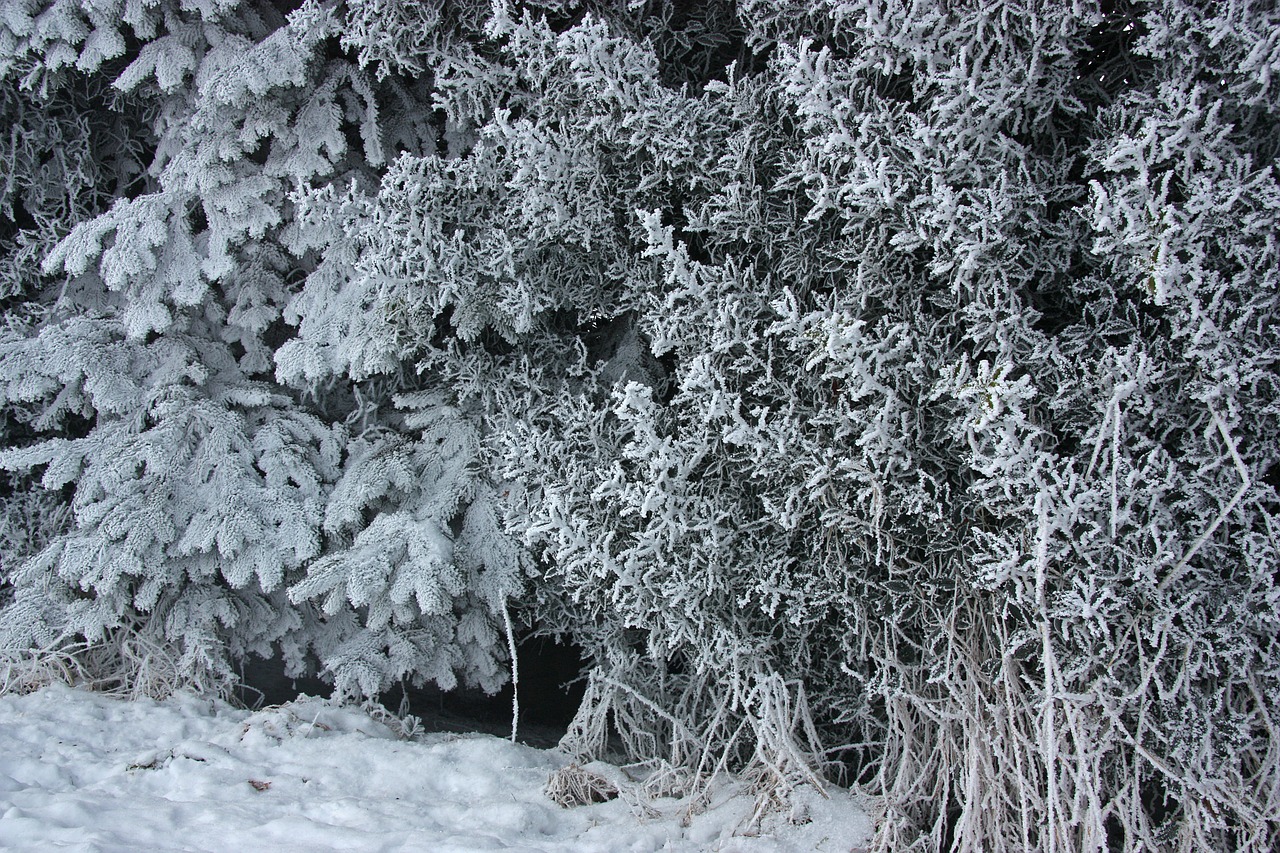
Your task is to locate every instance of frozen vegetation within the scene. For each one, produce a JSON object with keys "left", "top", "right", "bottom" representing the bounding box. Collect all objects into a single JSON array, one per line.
[{"left": 1, "top": 1, "right": 1278, "bottom": 850}]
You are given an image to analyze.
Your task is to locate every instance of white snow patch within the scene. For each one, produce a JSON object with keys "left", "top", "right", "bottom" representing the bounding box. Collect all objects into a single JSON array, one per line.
[{"left": 0, "top": 684, "right": 873, "bottom": 852}]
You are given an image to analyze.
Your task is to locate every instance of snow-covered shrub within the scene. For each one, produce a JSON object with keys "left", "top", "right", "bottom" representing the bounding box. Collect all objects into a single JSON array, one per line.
[{"left": 386, "top": 3, "right": 1278, "bottom": 850}]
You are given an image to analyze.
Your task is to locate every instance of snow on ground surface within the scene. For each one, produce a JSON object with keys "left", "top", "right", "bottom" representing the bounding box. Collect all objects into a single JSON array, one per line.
[{"left": 0, "top": 684, "right": 873, "bottom": 852}]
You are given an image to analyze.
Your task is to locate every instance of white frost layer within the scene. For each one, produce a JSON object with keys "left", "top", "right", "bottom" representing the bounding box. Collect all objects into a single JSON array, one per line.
[{"left": 0, "top": 684, "right": 871, "bottom": 852}]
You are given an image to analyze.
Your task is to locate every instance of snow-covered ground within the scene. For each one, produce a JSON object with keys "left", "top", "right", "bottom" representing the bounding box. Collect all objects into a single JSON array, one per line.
[{"left": 0, "top": 685, "right": 872, "bottom": 852}]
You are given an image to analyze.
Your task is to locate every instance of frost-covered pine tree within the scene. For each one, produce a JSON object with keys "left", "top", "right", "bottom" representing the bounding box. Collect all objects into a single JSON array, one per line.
[{"left": 0, "top": 0, "right": 525, "bottom": 699}]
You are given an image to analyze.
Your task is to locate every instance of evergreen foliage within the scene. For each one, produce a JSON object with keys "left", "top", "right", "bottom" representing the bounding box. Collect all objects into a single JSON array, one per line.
[
  {"left": 1, "top": 1, "right": 1277, "bottom": 850},
  {"left": 0, "top": 0, "right": 524, "bottom": 698}
]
